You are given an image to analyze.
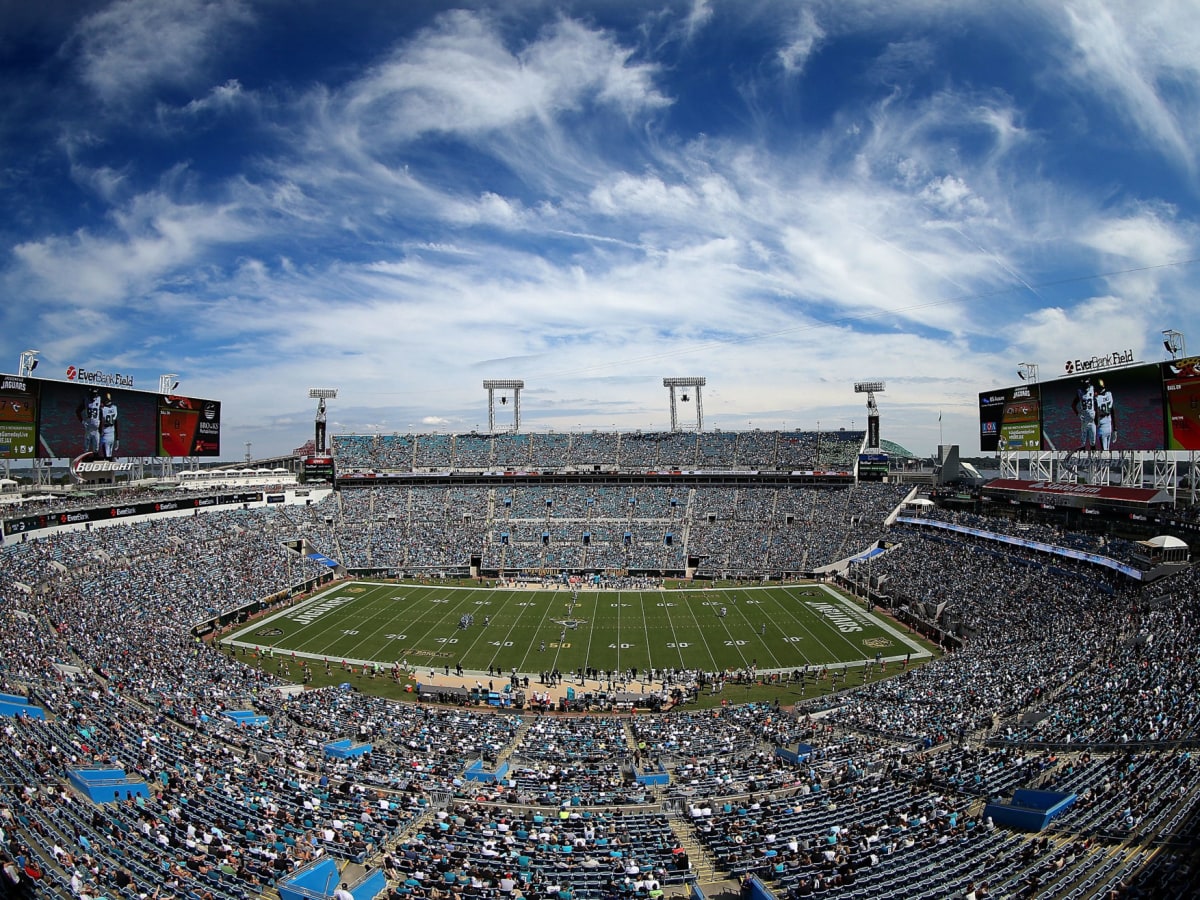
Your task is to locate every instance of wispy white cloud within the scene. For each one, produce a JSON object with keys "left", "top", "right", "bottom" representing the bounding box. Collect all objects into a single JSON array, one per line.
[
  {"left": 156, "top": 78, "right": 257, "bottom": 129},
  {"left": 682, "top": 0, "right": 715, "bottom": 42},
  {"left": 778, "top": 7, "right": 825, "bottom": 75},
  {"left": 1080, "top": 207, "right": 1190, "bottom": 265},
  {"left": 1058, "top": 0, "right": 1200, "bottom": 175},
  {"left": 12, "top": 188, "right": 257, "bottom": 304},
  {"left": 341, "top": 11, "right": 668, "bottom": 145},
  {"left": 71, "top": 0, "right": 254, "bottom": 106}
]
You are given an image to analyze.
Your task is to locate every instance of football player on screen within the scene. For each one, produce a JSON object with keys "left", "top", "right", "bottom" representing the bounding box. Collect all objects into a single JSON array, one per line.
[
  {"left": 1094, "top": 378, "right": 1117, "bottom": 450},
  {"left": 98, "top": 392, "right": 119, "bottom": 459},
  {"left": 1071, "top": 377, "right": 1097, "bottom": 452},
  {"left": 76, "top": 388, "right": 102, "bottom": 454}
]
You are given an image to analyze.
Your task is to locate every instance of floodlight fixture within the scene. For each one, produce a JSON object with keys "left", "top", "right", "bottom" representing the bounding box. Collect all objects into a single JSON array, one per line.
[
  {"left": 309, "top": 388, "right": 339, "bottom": 400},
  {"left": 1163, "top": 330, "right": 1186, "bottom": 360},
  {"left": 484, "top": 379, "right": 525, "bottom": 432},
  {"left": 159, "top": 374, "right": 179, "bottom": 394},
  {"left": 1016, "top": 362, "right": 1039, "bottom": 384},
  {"left": 18, "top": 349, "right": 40, "bottom": 377},
  {"left": 663, "top": 377, "right": 706, "bottom": 431}
]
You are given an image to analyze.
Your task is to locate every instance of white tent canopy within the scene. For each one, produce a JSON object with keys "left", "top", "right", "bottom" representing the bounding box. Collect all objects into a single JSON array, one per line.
[{"left": 1139, "top": 535, "right": 1187, "bottom": 550}]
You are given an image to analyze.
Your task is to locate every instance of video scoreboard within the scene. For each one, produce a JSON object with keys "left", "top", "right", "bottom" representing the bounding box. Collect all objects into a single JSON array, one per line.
[
  {"left": 0, "top": 373, "right": 221, "bottom": 461},
  {"left": 979, "top": 358, "right": 1200, "bottom": 452},
  {"left": 302, "top": 455, "right": 336, "bottom": 482}
]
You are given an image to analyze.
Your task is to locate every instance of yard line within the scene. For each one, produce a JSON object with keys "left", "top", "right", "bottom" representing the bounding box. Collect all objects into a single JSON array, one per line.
[
  {"left": 764, "top": 585, "right": 848, "bottom": 666},
  {"left": 725, "top": 587, "right": 784, "bottom": 669},
  {"left": 337, "top": 582, "right": 476, "bottom": 663},
  {"left": 704, "top": 591, "right": 756, "bottom": 671},
  {"left": 517, "top": 587, "right": 569, "bottom": 675},
  {"left": 612, "top": 590, "right": 623, "bottom": 675},
  {"left": 424, "top": 585, "right": 512, "bottom": 671},
  {"left": 580, "top": 592, "right": 598, "bottom": 670},
  {"left": 672, "top": 589, "right": 725, "bottom": 673},
  {"left": 474, "top": 588, "right": 540, "bottom": 673},
  {"left": 656, "top": 590, "right": 690, "bottom": 670}
]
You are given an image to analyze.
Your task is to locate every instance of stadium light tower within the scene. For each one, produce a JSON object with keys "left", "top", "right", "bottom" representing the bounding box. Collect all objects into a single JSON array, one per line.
[
  {"left": 483, "top": 379, "right": 524, "bottom": 433},
  {"left": 853, "top": 381, "right": 885, "bottom": 449},
  {"left": 18, "top": 349, "right": 39, "bottom": 377},
  {"left": 1017, "top": 362, "right": 1039, "bottom": 383},
  {"left": 309, "top": 388, "right": 338, "bottom": 453},
  {"left": 159, "top": 374, "right": 179, "bottom": 394},
  {"left": 663, "top": 377, "right": 706, "bottom": 432},
  {"left": 1163, "top": 330, "right": 1186, "bottom": 360}
]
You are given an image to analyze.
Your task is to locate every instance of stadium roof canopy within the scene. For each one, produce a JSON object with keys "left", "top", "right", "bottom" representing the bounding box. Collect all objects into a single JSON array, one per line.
[
  {"left": 879, "top": 438, "right": 915, "bottom": 458},
  {"left": 982, "top": 478, "right": 1173, "bottom": 511}
]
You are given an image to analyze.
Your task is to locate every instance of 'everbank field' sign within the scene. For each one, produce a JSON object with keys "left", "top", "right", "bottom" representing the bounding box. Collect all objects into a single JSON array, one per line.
[
  {"left": 1063, "top": 349, "right": 1134, "bottom": 376},
  {"left": 65, "top": 365, "right": 135, "bottom": 388}
]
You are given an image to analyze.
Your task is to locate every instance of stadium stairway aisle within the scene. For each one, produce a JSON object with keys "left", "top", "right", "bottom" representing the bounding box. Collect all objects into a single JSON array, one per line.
[
  {"left": 667, "top": 878, "right": 742, "bottom": 900},
  {"left": 623, "top": 719, "right": 638, "bottom": 755},
  {"left": 495, "top": 717, "right": 532, "bottom": 764},
  {"left": 667, "top": 812, "right": 718, "bottom": 884}
]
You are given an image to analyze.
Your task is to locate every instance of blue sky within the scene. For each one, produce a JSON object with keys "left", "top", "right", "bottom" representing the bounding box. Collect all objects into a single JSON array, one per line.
[{"left": 2, "top": 0, "right": 1198, "bottom": 460}]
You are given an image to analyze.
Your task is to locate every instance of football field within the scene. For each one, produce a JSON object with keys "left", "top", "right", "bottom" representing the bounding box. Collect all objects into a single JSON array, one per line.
[{"left": 227, "top": 581, "right": 927, "bottom": 676}]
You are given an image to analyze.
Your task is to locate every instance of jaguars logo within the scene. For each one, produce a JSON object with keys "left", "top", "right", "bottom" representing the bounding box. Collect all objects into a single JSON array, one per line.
[
  {"left": 862, "top": 637, "right": 892, "bottom": 648},
  {"left": 256, "top": 627, "right": 284, "bottom": 637},
  {"left": 346, "top": 587, "right": 366, "bottom": 593}
]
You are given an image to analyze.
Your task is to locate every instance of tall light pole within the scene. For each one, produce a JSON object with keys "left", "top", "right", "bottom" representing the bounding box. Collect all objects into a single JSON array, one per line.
[
  {"left": 853, "top": 380, "right": 885, "bottom": 449},
  {"left": 309, "top": 388, "right": 338, "bottom": 454}
]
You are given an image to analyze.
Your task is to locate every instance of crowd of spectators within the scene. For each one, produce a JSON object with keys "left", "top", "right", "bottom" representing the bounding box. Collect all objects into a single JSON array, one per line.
[
  {"left": 330, "top": 430, "right": 871, "bottom": 474},
  {"left": 908, "top": 506, "right": 1147, "bottom": 567},
  {"left": 0, "top": 482, "right": 1198, "bottom": 899},
  {"left": 329, "top": 482, "right": 909, "bottom": 576}
]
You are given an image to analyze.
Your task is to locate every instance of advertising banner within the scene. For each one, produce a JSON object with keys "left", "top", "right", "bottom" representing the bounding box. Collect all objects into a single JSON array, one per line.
[
  {"left": 0, "top": 374, "right": 37, "bottom": 459},
  {"left": 1162, "top": 357, "right": 1200, "bottom": 451},
  {"left": 158, "top": 395, "right": 222, "bottom": 457},
  {"left": 978, "top": 383, "right": 1041, "bottom": 452}
]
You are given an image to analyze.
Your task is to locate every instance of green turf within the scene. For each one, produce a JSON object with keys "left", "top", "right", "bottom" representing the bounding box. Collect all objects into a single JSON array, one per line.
[{"left": 226, "top": 581, "right": 928, "bottom": 677}]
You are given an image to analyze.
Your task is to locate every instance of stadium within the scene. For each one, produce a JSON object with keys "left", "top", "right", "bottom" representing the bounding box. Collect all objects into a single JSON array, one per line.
[{"left": 2, "top": 367, "right": 1200, "bottom": 900}]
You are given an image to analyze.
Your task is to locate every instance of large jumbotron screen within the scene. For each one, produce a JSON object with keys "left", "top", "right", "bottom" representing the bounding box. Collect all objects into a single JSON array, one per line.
[
  {"left": 0, "top": 373, "right": 221, "bottom": 460},
  {"left": 979, "top": 361, "right": 1172, "bottom": 452}
]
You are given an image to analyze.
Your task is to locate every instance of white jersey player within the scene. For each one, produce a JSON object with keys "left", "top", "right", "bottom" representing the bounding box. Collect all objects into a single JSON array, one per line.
[
  {"left": 99, "top": 393, "right": 119, "bottom": 458},
  {"left": 1094, "top": 379, "right": 1116, "bottom": 450},
  {"left": 1071, "top": 378, "right": 1097, "bottom": 451}
]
